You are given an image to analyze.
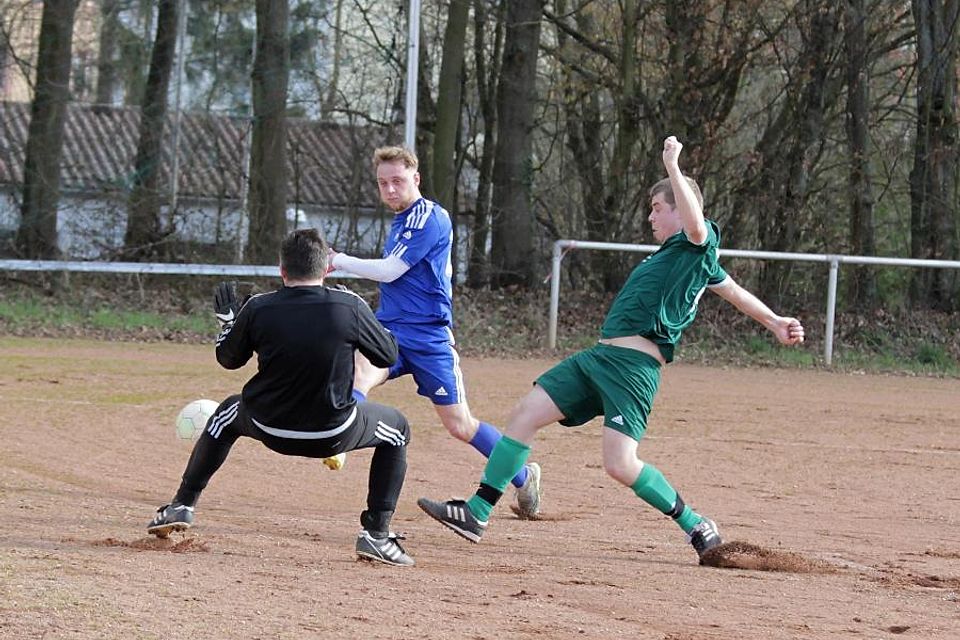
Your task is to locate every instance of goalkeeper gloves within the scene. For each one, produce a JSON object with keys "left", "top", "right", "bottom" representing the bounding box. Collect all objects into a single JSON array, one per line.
[{"left": 213, "top": 281, "right": 240, "bottom": 328}]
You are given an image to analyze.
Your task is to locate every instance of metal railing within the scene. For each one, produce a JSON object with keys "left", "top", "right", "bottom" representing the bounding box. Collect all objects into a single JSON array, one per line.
[
  {"left": 3, "top": 250, "right": 959, "bottom": 367},
  {"left": 547, "top": 240, "right": 960, "bottom": 365},
  {"left": 0, "top": 259, "right": 355, "bottom": 279}
]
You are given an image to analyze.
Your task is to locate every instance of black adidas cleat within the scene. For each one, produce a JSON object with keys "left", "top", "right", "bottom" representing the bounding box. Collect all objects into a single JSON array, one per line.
[
  {"left": 417, "top": 498, "right": 488, "bottom": 543},
  {"left": 147, "top": 503, "right": 195, "bottom": 538},
  {"left": 688, "top": 517, "right": 722, "bottom": 562},
  {"left": 356, "top": 530, "right": 415, "bottom": 567}
]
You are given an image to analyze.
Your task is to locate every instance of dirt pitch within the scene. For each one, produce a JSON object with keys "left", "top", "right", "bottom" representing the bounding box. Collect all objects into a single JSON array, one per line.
[{"left": 2, "top": 337, "right": 958, "bottom": 639}]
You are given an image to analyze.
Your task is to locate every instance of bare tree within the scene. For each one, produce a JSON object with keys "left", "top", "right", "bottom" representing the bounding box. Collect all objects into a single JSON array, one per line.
[
  {"left": 730, "top": 0, "right": 845, "bottom": 304},
  {"left": 95, "top": 0, "right": 121, "bottom": 106},
  {"left": 319, "top": 0, "right": 345, "bottom": 120},
  {"left": 490, "top": 0, "right": 544, "bottom": 288},
  {"left": 844, "top": 0, "right": 878, "bottom": 306},
  {"left": 432, "top": 0, "right": 469, "bottom": 212},
  {"left": 124, "top": 0, "right": 180, "bottom": 260},
  {"left": 245, "top": 0, "right": 290, "bottom": 263},
  {"left": 15, "top": 0, "right": 80, "bottom": 259},
  {"left": 543, "top": 1, "right": 768, "bottom": 289},
  {"left": 909, "top": 0, "right": 959, "bottom": 310},
  {"left": 466, "top": 0, "right": 505, "bottom": 288}
]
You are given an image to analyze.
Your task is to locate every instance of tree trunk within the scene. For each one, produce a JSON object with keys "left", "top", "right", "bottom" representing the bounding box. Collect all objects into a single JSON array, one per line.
[
  {"left": 490, "top": 0, "right": 543, "bottom": 288},
  {"left": 432, "top": 0, "right": 469, "bottom": 211},
  {"left": 15, "top": 0, "right": 80, "bottom": 259},
  {"left": 245, "top": 0, "right": 290, "bottom": 264},
  {"left": 95, "top": 0, "right": 121, "bottom": 106},
  {"left": 123, "top": 0, "right": 155, "bottom": 107},
  {"left": 555, "top": 5, "right": 607, "bottom": 278},
  {"left": 909, "top": 0, "right": 960, "bottom": 310},
  {"left": 467, "top": 0, "right": 504, "bottom": 288},
  {"left": 415, "top": 20, "right": 436, "bottom": 198},
  {"left": 844, "top": 0, "right": 877, "bottom": 307},
  {"left": 319, "top": 0, "right": 345, "bottom": 120},
  {"left": 124, "top": 0, "right": 180, "bottom": 260}
]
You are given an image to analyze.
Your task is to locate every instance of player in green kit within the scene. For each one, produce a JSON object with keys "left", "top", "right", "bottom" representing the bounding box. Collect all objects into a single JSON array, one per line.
[{"left": 418, "top": 136, "right": 806, "bottom": 563}]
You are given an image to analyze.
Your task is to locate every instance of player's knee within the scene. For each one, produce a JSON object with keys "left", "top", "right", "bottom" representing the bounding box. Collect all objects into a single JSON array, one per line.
[
  {"left": 443, "top": 420, "right": 474, "bottom": 443},
  {"left": 354, "top": 369, "right": 386, "bottom": 392},
  {"left": 438, "top": 412, "right": 476, "bottom": 443},
  {"left": 603, "top": 457, "right": 639, "bottom": 486}
]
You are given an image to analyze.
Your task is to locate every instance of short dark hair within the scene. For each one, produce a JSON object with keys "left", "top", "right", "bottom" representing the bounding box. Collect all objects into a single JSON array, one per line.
[
  {"left": 649, "top": 176, "right": 704, "bottom": 208},
  {"left": 280, "top": 228, "right": 328, "bottom": 280}
]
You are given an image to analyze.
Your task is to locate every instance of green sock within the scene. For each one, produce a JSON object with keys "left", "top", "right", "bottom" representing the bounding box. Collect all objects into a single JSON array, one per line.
[
  {"left": 631, "top": 463, "right": 702, "bottom": 534},
  {"left": 673, "top": 505, "right": 701, "bottom": 533},
  {"left": 466, "top": 436, "right": 530, "bottom": 521}
]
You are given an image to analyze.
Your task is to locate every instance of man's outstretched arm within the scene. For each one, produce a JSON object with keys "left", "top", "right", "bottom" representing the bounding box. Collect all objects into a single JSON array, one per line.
[
  {"left": 328, "top": 251, "right": 410, "bottom": 283},
  {"left": 709, "top": 277, "right": 805, "bottom": 345}
]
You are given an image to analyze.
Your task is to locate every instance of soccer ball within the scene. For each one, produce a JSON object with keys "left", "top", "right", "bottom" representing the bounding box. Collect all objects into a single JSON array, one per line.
[{"left": 175, "top": 399, "right": 219, "bottom": 440}]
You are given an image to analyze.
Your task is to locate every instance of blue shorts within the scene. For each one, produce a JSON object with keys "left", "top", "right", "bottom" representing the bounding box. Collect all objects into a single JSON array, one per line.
[{"left": 384, "top": 322, "right": 464, "bottom": 406}]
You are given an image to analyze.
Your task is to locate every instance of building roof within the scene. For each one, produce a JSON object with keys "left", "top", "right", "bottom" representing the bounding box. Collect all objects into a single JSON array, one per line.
[{"left": 0, "top": 100, "right": 385, "bottom": 211}]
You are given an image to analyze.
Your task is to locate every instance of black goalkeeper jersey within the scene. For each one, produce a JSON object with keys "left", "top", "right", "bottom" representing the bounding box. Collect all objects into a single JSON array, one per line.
[{"left": 214, "top": 284, "right": 397, "bottom": 433}]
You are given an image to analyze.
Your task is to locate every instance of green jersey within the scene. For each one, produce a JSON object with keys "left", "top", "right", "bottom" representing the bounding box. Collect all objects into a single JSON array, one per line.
[{"left": 600, "top": 220, "right": 728, "bottom": 363}]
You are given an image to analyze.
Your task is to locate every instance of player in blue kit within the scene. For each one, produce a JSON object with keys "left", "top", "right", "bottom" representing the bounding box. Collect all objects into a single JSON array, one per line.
[{"left": 327, "top": 146, "right": 542, "bottom": 518}]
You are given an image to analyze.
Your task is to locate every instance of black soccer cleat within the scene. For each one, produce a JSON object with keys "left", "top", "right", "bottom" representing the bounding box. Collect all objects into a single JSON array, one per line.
[
  {"left": 687, "top": 517, "right": 722, "bottom": 562},
  {"left": 417, "top": 497, "right": 488, "bottom": 543},
  {"left": 147, "top": 503, "right": 195, "bottom": 538},
  {"left": 356, "top": 530, "right": 415, "bottom": 567}
]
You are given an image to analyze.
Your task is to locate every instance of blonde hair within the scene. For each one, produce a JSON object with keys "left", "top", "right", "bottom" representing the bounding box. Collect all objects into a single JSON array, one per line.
[
  {"left": 373, "top": 146, "right": 419, "bottom": 170},
  {"left": 649, "top": 176, "right": 703, "bottom": 208}
]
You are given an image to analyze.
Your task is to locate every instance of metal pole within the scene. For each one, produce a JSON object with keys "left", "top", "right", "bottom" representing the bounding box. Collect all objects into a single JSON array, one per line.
[
  {"left": 168, "top": 0, "right": 188, "bottom": 215},
  {"left": 237, "top": 27, "right": 257, "bottom": 263},
  {"left": 548, "top": 241, "right": 564, "bottom": 349},
  {"left": 404, "top": 0, "right": 421, "bottom": 150},
  {"left": 824, "top": 258, "right": 839, "bottom": 366}
]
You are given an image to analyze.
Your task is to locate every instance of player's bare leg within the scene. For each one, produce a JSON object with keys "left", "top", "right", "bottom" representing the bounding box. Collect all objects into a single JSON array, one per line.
[{"left": 603, "top": 428, "right": 722, "bottom": 561}]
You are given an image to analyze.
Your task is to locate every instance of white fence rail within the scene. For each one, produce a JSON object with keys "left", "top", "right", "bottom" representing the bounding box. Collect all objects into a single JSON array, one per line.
[
  {"left": 547, "top": 240, "right": 960, "bottom": 366},
  {"left": 0, "top": 259, "right": 356, "bottom": 279},
  {"left": 3, "top": 251, "right": 959, "bottom": 367}
]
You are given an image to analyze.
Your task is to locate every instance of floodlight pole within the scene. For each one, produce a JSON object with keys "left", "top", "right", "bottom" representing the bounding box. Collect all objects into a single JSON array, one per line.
[
  {"left": 404, "top": 0, "right": 421, "bottom": 151},
  {"left": 169, "top": 0, "right": 188, "bottom": 214}
]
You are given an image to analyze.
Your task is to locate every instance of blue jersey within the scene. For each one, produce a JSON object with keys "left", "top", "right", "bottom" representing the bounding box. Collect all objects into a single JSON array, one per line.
[{"left": 376, "top": 197, "right": 454, "bottom": 326}]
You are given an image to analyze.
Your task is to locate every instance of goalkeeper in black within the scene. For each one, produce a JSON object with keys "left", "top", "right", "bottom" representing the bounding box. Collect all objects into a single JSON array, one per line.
[{"left": 147, "top": 228, "right": 415, "bottom": 567}]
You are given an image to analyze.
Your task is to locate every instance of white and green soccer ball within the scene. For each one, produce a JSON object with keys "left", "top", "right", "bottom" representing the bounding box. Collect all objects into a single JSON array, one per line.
[{"left": 175, "top": 399, "right": 219, "bottom": 440}]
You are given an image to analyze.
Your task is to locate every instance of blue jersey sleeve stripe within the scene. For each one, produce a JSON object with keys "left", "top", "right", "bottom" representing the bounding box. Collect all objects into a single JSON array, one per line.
[
  {"left": 391, "top": 244, "right": 408, "bottom": 260},
  {"left": 404, "top": 200, "right": 432, "bottom": 230}
]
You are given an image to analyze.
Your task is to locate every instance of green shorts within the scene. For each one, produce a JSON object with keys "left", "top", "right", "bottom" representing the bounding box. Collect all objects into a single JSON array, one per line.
[{"left": 536, "top": 343, "right": 661, "bottom": 441}]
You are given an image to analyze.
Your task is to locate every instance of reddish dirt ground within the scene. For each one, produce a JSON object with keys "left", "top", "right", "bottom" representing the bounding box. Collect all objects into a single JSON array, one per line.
[{"left": 1, "top": 337, "right": 958, "bottom": 639}]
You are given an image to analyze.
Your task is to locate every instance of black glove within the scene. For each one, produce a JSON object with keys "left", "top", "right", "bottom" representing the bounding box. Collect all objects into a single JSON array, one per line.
[{"left": 213, "top": 281, "right": 240, "bottom": 327}]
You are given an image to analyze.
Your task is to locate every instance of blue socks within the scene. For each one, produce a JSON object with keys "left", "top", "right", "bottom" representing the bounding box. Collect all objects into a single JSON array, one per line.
[
  {"left": 469, "top": 421, "right": 528, "bottom": 488},
  {"left": 356, "top": 393, "right": 528, "bottom": 491}
]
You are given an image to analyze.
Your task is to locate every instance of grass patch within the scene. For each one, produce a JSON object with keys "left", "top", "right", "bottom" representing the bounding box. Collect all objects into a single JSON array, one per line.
[
  {"left": 1, "top": 273, "right": 957, "bottom": 378},
  {"left": 88, "top": 308, "right": 212, "bottom": 333},
  {"left": 0, "top": 295, "right": 214, "bottom": 336}
]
